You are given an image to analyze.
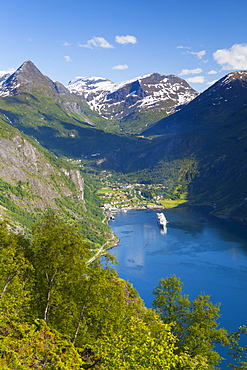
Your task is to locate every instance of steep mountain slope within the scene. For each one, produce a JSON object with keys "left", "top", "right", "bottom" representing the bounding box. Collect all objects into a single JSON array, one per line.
[
  {"left": 0, "top": 116, "right": 83, "bottom": 225},
  {"left": 0, "top": 116, "right": 112, "bottom": 243},
  {"left": 67, "top": 73, "right": 198, "bottom": 134},
  {"left": 143, "top": 71, "right": 247, "bottom": 135},
  {"left": 143, "top": 71, "right": 247, "bottom": 223},
  {"left": 0, "top": 61, "right": 154, "bottom": 172},
  {"left": 0, "top": 60, "right": 110, "bottom": 128}
]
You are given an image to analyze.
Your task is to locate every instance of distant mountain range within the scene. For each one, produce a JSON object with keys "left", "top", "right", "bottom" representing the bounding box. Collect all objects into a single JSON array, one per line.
[
  {"left": 0, "top": 61, "right": 151, "bottom": 170},
  {"left": 0, "top": 60, "right": 246, "bottom": 225},
  {"left": 0, "top": 63, "right": 198, "bottom": 135},
  {"left": 67, "top": 73, "right": 198, "bottom": 133}
]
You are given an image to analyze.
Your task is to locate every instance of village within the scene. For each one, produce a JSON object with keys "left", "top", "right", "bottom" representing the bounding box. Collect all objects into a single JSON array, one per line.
[
  {"left": 97, "top": 181, "right": 187, "bottom": 218},
  {"left": 66, "top": 159, "right": 188, "bottom": 216}
]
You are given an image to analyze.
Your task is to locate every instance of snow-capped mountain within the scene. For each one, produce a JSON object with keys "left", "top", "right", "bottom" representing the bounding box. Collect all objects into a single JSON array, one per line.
[
  {"left": 144, "top": 70, "right": 247, "bottom": 136},
  {"left": 0, "top": 70, "right": 13, "bottom": 88},
  {"left": 67, "top": 73, "right": 199, "bottom": 121},
  {"left": 0, "top": 60, "right": 64, "bottom": 98},
  {"left": 0, "top": 60, "right": 105, "bottom": 127}
]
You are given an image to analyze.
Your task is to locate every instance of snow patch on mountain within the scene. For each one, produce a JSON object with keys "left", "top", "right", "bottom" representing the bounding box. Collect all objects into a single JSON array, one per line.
[
  {"left": 0, "top": 70, "right": 14, "bottom": 92},
  {"left": 67, "top": 73, "right": 199, "bottom": 120}
]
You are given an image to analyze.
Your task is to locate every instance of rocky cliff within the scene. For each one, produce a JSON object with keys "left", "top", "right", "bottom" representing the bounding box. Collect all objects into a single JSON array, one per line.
[{"left": 0, "top": 117, "right": 86, "bottom": 228}]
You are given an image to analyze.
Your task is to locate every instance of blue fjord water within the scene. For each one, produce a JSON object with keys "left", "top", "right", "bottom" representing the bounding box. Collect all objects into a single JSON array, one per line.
[{"left": 109, "top": 206, "right": 247, "bottom": 368}]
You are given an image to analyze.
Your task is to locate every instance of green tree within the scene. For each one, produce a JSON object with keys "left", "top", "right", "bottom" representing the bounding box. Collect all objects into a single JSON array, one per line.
[
  {"left": 28, "top": 213, "right": 143, "bottom": 356},
  {"left": 95, "top": 311, "right": 211, "bottom": 370},
  {"left": 152, "top": 275, "right": 229, "bottom": 368},
  {"left": 152, "top": 274, "right": 190, "bottom": 334},
  {"left": 71, "top": 262, "right": 145, "bottom": 349},
  {"left": 0, "top": 221, "right": 31, "bottom": 319},
  {"left": 29, "top": 213, "right": 91, "bottom": 329},
  {"left": 0, "top": 317, "right": 85, "bottom": 369},
  {"left": 228, "top": 325, "right": 247, "bottom": 369}
]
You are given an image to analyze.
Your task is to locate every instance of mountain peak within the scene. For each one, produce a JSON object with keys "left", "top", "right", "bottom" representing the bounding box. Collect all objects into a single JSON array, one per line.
[
  {"left": 9, "top": 60, "right": 47, "bottom": 85},
  {"left": 67, "top": 72, "right": 198, "bottom": 128},
  {"left": 0, "top": 60, "right": 66, "bottom": 98},
  {"left": 0, "top": 60, "right": 48, "bottom": 97},
  {"left": 202, "top": 70, "right": 247, "bottom": 104},
  {"left": 17, "top": 60, "right": 42, "bottom": 75},
  {"left": 143, "top": 69, "right": 247, "bottom": 137},
  {"left": 221, "top": 70, "right": 247, "bottom": 83}
]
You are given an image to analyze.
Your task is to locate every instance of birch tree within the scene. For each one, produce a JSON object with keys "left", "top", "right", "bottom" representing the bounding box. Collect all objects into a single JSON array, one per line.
[
  {"left": 153, "top": 275, "right": 229, "bottom": 368},
  {"left": 0, "top": 221, "right": 31, "bottom": 318}
]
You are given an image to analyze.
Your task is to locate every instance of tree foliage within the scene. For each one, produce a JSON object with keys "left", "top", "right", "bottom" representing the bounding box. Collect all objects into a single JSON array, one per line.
[
  {"left": 0, "top": 221, "right": 31, "bottom": 318},
  {"left": 0, "top": 317, "right": 84, "bottom": 369},
  {"left": 0, "top": 217, "right": 245, "bottom": 369},
  {"left": 228, "top": 325, "right": 247, "bottom": 369},
  {"left": 152, "top": 275, "right": 229, "bottom": 367},
  {"left": 28, "top": 213, "right": 91, "bottom": 327},
  {"left": 95, "top": 312, "right": 212, "bottom": 370}
]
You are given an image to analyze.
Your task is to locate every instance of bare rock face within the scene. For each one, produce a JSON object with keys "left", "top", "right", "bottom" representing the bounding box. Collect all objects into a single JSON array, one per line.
[
  {"left": 0, "top": 134, "right": 84, "bottom": 211},
  {"left": 62, "top": 169, "right": 84, "bottom": 200}
]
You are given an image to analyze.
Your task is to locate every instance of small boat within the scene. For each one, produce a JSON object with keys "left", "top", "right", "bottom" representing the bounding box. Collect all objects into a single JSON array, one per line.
[{"left": 156, "top": 212, "right": 168, "bottom": 228}]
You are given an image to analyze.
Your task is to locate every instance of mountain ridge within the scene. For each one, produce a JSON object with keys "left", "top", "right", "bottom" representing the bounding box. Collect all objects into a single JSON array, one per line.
[
  {"left": 143, "top": 70, "right": 247, "bottom": 136},
  {"left": 0, "top": 60, "right": 114, "bottom": 130},
  {"left": 67, "top": 72, "right": 198, "bottom": 133}
]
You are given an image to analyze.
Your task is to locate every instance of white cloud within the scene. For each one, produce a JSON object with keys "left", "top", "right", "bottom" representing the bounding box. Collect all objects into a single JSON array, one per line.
[
  {"left": 64, "top": 55, "right": 73, "bottom": 62},
  {"left": 63, "top": 41, "right": 71, "bottom": 47},
  {"left": 213, "top": 43, "right": 247, "bottom": 70},
  {"left": 207, "top": 80, "right": 218, "bottom": 85},
  {"left": 177, "top": 45, "right": 190, "bottom": 49},
  {"left": 208, "top": 70, "right": 217, "bottom": 74},
  {"left": 112, "top": 64, "right": 128, "bottom": 70},
  {"left": 179, "top": 68, "right": 203, "bottom": 76},
  {"left": 188, "top": 50, "right": 206, "bottom": 59},
  {"left": 186, "top": 76, "right": 205, "bottom": 83},
  {"left": 115, "top": 35, "right": 137, "bottom": 45},
  {"left": 79, "top": 37, "right": 114, "bottom": 49}
]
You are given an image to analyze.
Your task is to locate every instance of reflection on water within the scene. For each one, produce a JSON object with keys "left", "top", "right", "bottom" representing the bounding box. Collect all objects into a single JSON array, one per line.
[
  {"left": 109, "top": 206, "right": 247, "bottom": 332},
  {"left": 160, "top": 225, "right": 167, "bottom": 235}
]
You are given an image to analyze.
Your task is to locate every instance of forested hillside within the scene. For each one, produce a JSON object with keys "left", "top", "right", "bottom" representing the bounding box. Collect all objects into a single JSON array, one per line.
[{"left": 1, "top": 214, "right": 246, "bottom": 369}]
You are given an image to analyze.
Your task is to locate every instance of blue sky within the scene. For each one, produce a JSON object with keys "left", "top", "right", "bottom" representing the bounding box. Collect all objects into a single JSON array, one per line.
[{"left": 1, "top": 0, "right": 247, "bottom": 92}]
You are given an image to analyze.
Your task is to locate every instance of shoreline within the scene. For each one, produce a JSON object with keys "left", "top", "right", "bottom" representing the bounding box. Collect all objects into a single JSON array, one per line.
[{"left": 101, "top": 203, "right": 247, "bottom": 263}]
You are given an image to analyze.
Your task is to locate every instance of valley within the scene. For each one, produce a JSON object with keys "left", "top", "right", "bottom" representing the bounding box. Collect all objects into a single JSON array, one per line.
[
  {"left": 0, "top": 60, "right": 246, "bottom": 370},
  {"left": 0, "top": 60, "right": 246, "bottom": 229},
  {"left": 97, "top": 174, "right": 188, "bottom": 214},
  {"left": 2, "top": 1, "right": 247, "bottom": 369}
]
